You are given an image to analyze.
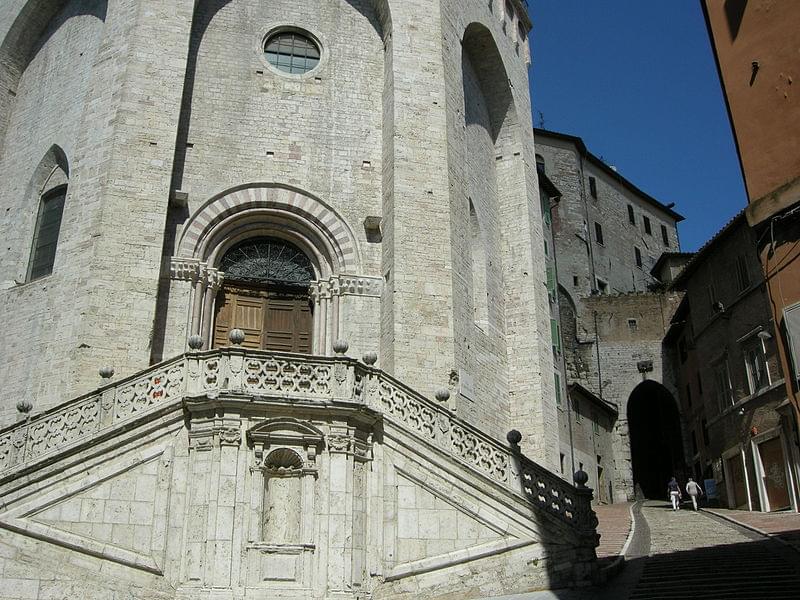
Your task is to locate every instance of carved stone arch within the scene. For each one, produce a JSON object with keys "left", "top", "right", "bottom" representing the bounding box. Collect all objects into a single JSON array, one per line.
[
  {"left": 178, "top": 183, "right": 361, "bottom": 276},
  {"left": 0, "top": 0, "right": 107, "bottom": 157}
]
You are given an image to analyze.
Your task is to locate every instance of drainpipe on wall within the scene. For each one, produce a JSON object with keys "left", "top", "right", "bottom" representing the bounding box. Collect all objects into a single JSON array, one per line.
[{"left": 594, "top": 310, "right": 603, "bottom": 400}]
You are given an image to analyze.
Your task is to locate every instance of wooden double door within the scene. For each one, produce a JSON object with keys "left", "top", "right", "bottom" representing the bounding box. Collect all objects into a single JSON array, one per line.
[{"left": 213, "top": 282, "right": 313, "bottom": 353}]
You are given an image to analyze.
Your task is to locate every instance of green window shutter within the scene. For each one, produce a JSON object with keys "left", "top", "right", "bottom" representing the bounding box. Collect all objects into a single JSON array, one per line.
[
  {"left": 546, "top": 264, "right": 556, "bottom": 294},
  {"left": 550, "top": 319, "right": 561, "bottom": 353}
]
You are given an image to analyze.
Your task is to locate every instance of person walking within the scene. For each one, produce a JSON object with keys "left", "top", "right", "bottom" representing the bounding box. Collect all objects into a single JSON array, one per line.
[
  {"left": 685, "top": 477, "right": 704, "bottom": 511},
  {"left": 667, "top": 476, "right": 682, "bottom": 510}
]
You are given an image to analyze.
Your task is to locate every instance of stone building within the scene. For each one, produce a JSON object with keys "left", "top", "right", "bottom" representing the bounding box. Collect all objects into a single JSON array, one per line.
[
  {"left": 535, "top": 128, "right": 686, "bottom": 502},
  {"left": 0, "top": 1, "right": 602, "bottom": 598},
  {"left": 667, "top": 212, "right": 800, "bottom": 511}
]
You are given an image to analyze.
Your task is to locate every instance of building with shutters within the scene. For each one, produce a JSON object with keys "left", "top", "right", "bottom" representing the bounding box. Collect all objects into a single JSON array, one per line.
[
  {"left": 0, "top": 1, "right": 603, "bottom": 598},
  {"left": 702, "top": 0, "right": 800, "bottom": 447},
  {"left": 666, "top": 212, "right": 800, "bottom": 512}
]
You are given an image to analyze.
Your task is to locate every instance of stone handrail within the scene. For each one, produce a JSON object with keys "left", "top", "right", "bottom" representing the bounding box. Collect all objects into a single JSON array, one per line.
[
  {"left": 0, "top": 348, "right": 596, "bottom": 539},
  {"left": 0, "top": 355, "right": 187, "bottom": 475}
]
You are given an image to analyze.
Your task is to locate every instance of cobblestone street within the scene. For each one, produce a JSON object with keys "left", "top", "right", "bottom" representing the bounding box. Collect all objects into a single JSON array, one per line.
[{"left": 484, "top": 501, "right": 800, "bottom": 600}]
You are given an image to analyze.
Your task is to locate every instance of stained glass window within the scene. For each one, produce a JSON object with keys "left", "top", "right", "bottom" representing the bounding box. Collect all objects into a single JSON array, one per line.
[
  {"left": 264, "top": 31, "right": 320, "bottom": 75},
  {"left": 220, "top": 237, "right": 314, "bottom": 286}
]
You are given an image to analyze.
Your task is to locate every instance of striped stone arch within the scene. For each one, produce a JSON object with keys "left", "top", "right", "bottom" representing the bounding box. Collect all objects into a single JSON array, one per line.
[{"left": 177, "top": 183, "right": 361, "bottom": 275}]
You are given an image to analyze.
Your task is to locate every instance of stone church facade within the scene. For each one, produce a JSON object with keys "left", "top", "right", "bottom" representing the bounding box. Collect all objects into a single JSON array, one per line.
[{"left": 0, "top": 1, "right": 599, "bottom": 598}]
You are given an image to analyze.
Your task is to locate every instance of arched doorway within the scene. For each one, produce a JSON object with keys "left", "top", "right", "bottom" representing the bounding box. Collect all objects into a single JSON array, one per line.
[
  {"left": 627, "top": 381, "right": 686, "bottom": 499},
  {"left": 212, "top": 237, "right": 314, "bottom": 353}
]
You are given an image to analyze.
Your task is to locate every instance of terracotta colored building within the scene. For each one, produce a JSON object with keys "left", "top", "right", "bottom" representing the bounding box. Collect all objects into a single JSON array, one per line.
[{"left": 703, "top": 1, "right": 800, "bottom": 433}]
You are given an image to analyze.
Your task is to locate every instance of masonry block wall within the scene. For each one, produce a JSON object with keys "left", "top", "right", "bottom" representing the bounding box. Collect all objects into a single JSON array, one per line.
[{"left": 0, "top": 0, "right": 557, "bottom": 466}]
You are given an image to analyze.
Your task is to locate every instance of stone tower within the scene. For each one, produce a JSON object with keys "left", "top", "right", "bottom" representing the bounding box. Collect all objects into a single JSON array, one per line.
[{"left": 0, "top": 1, "right": 596, "bottom": 598}]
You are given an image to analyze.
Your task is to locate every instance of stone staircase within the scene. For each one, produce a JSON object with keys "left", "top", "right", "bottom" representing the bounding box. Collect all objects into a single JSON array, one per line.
[
  {"left": 629, "top": 540, "right": 800, "bottom": 599},
  {"left": 0, "top": 348, "right": 600, "bottom": 598}
]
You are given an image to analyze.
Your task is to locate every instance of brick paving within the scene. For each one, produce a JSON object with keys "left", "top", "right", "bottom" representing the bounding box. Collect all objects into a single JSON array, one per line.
[
  {"left": 705, "top": 508, "right": 800, "bottom": 553},
  {"left": 594, "top": 502, "right": 633, "bottom": 559}
]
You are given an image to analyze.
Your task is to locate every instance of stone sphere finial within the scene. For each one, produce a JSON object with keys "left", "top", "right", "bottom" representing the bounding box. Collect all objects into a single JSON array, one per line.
[
  {"left": 228, "top": 328, "right": 246, "bottom": 346},
  {"left": 99, "top": 366, "right": 115, "bottom": 380},
  {"left": 435, "top": 388, "right": 451, "bottom": 403},
  {"left": 574, "top": 469, "right": 589, "bottom": 489},
  {"left": 187, "top": 334, "right": 204, "bottom": 351},
  {"left": 506, "top": 429, "right": 522, "bottom": 446},
  {"left": 16, "top": 399, "right": 33, "bottom": 415},
  {"left": 362, "top": 351, "right": 378, "bottom": 366},
  {"left": 333, "top": 339, "right": 349, "bottom": 356}
]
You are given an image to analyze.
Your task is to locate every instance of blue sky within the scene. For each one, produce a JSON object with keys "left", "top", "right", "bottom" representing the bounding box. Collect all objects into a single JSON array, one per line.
[{"left": 527, "top": 1, "right": 747, "bottom": 252}]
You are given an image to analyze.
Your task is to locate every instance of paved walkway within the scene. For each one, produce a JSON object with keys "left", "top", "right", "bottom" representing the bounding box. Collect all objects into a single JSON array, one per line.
[
  {"left": 705, "top": 507, "right": 800, "bottom": 553},
  {"left": 628, "top": 501, "right": 800, "bottom": 599},
  {"left": 594, "top": 502, "right": 633, "bottom": 559},
  {"left": 481, "top": 501, "right": 800, "bottom": 600}
]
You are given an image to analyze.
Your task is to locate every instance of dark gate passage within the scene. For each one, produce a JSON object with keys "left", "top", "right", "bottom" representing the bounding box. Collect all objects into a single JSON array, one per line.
[{"left": 628, "top": 381, "right": 685, "bottom": 499}]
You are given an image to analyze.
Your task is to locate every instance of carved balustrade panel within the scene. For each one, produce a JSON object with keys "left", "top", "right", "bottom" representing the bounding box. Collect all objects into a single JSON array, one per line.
[
  {"left": 371, "top": 375, "right": 512, "bottom": 487},
  {"left": 241, "top": 356, "right": 332, "bottom": 398},
  {"left": 25, "top": 398, "right": 102, "bottom": 461},
  {"left": 115, "top": 364, "right": 186, "bottom": 421}
]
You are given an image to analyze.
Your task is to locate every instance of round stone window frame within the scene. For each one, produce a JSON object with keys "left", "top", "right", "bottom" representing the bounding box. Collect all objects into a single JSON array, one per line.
[{"left": 258, "top": 25, "right": 327, "bottom": 79}]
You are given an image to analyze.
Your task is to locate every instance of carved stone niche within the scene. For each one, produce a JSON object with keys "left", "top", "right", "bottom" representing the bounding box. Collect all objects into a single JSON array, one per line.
[{"left": 245, "top": 418, "right": 324, "bottom": 590}]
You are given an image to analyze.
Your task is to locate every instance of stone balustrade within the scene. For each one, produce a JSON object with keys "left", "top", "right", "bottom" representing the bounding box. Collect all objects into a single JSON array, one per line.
[{"left": 0, "top": 348, "right": 596, "bottom": 539}]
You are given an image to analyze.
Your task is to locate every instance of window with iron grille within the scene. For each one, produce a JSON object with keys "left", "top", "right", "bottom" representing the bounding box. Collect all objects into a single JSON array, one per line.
[{"left": 264, "top": 31, "right": 321, "bottom": 75}]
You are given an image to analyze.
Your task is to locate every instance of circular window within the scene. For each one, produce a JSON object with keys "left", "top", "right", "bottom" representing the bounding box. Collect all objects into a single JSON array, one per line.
[{"left": 263, "top": 30, "right": 321, "bottom": 75}]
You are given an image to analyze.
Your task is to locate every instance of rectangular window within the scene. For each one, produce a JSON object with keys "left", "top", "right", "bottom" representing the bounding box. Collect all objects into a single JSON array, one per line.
[
  {"left": 589, "top": 176, "right": 597, "bottom": 199},
  {"left": 551, "top": 318, "right": 561, "bottom": 353},
  {"left": 714, "top": 361, "right": 733, "bottom": 413},
  {"left": 559, "top": 453, "right": 565, "bottom": 474},
  {"left": 627, "top": 204, "right": 635, "bottom": 225},
  {"left": 29, "top": 188, "right": 67, "bottom": 281},
  {"left": 573, "top": 275, "right": 579, "bottom": 287},
  {"left": 627, "top": 318, "right": 638, "bottom": 333},
  {"left": 635, "top": 246, "right": 642, "bottom": 268},
  {"left": 594, "top": 222, "right": 604, "bottom": 245},
  {"left": 554, "top": 371, "right": 562, "bottom": 406},
  {"left": 596, "top": 278, "right": 608, "bottom": 294},
  {"left": 707, "top": 283, "right": 717, "bottom": 309},
  {"left": 744, "top": 344, "right": 769, "bottom": 393},
  {"left": 786, "top": 302, "right": 800, "bottom": 382},
  {"left": 661, "top": 224, "right": 670, "bottom": 246},
  {"left": 572, "top": 396, "right": 581, "bottom": 422},
  {"left": 643, "top": 216, "right": 652, "bottom": 235},
  {"left": 735, "top": 255, "right": 750, "bottom": 292},
  {"left": 546, "top": 264, "right": 556, "bottom": 294}
]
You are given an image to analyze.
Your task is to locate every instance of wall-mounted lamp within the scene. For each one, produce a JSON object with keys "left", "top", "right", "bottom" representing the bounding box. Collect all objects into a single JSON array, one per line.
[{"left": 757, "top": 330, "right": 772, "bottom": 341}]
